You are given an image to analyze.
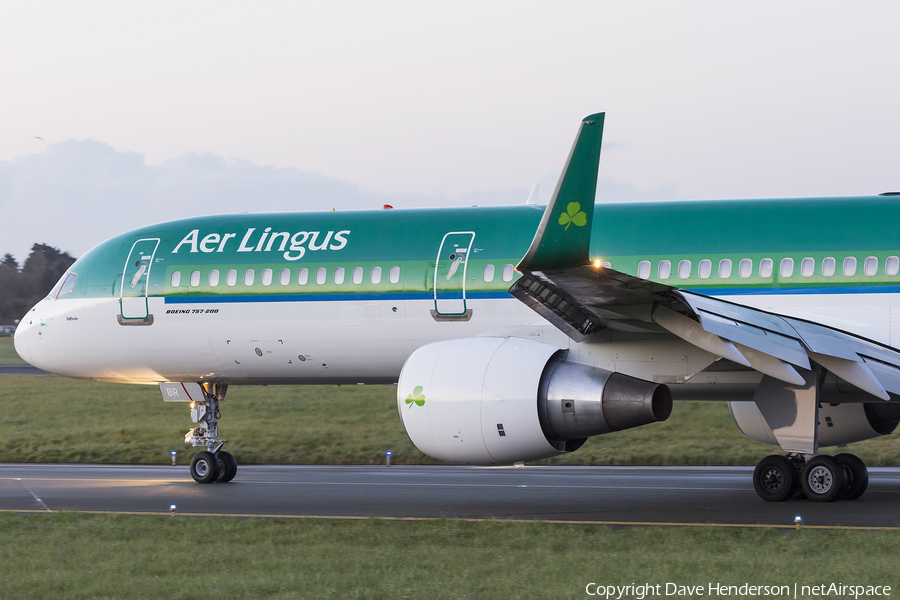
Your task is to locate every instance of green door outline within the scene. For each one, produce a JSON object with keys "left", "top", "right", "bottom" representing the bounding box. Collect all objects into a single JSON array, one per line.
[
  {"left": 120, "top": 238, "right": 160, "bottom": 320},
  {"left": 433, "top": 231, "right": 475, "bottom": 316}
]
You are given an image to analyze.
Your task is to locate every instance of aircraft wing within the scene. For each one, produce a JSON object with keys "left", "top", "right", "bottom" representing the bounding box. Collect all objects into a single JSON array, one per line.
[
  {"left": 512, "top": 112, "right": 900, "bottom": 400},
  {"left": 510, "top": 265, "right": 900, "bottom": 399}
]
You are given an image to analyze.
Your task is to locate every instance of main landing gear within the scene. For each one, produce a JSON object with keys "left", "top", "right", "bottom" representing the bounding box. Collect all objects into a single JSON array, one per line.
[
  {"left": 753, "top": 452, "right": 868, "bottom": 502},
  {"left": 185, "top": 383, "right": 238, "bottom": 484}
]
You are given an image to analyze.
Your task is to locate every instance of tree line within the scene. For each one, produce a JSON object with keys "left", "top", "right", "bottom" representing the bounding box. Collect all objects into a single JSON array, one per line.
[{"left": 0, "top": 244, "right": 76, "bottom": 324}]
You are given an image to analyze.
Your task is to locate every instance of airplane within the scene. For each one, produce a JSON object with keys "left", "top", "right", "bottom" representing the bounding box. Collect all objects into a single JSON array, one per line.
[{"left": 14, "top": 112, "right": 900, "bottom": 503}]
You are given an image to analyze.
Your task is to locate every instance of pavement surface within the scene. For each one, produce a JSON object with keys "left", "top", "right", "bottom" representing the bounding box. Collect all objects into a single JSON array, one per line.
[
  {"left": 2, "top": 464, "right": 899, "bottom": 528},
  {"left": 0, "top": 365, "right": 47, "bottom": 374}
]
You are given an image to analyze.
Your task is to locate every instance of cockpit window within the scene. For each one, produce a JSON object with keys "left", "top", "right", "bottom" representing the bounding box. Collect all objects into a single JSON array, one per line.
[{"left": 57, "top": 273, "right": 78, "bottom": 298}]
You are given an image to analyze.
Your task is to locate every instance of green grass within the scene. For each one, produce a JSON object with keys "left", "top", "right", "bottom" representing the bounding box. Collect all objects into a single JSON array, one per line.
[
  {"left": 0, "top": 513, "right": 897, "bottom": 600},
  {"left": 0, "top": 337, "right": 26, "bottom": 365},
  {"left": 2, "top": 374, "right": 900, "bottom": 465}
]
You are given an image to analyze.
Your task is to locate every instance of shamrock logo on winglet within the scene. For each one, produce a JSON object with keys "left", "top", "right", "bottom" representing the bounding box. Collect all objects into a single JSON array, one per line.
[
  {"left": 405, "top": 386, "right": 426, "bottom": 408},
  {"left": 558, "top": 202, "right": 587, "bottom": 230}
]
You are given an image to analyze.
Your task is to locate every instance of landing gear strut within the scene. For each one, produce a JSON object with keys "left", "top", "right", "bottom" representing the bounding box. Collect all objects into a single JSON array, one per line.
[
  {"left": 753, "top": 452, "right": 868, "bottom": 502},
  {"left": 185, "top": 383, "right": 237, "bottom": 484}
]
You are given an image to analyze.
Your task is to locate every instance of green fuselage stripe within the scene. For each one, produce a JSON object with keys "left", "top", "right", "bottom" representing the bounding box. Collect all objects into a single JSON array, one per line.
[{"left": 60, "top": 196, "right": 900, "bottom": 302}]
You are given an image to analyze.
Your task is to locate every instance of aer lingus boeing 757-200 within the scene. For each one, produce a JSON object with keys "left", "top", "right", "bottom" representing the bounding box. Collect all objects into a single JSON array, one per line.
[{"left": 14, "top": 113, "right": 900, "bottom": 502}]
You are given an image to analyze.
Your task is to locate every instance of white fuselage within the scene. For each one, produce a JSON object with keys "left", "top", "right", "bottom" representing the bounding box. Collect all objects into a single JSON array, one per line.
[{"left": 15, "top": 289, "right": 895, "bottom": 387}]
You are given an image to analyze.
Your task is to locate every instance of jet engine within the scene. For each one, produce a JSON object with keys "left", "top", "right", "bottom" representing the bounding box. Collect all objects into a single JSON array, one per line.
[
  {"left": 729, "top": 400, "right": 900, "bottom": 448},
  {"left": 397, "top": 337, "right": 672, "bottom": 465}
]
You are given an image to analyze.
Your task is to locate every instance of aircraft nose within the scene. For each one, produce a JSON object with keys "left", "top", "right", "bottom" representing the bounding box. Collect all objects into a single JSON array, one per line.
[{"left": 14, "top": 316, "right": 33, "bottom": 366}]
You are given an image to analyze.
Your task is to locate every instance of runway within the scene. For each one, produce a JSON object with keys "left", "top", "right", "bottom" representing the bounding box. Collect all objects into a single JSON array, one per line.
[
  {"left": 2, "top": 464, "right": 900, "bottom": 528},
  {"left": 0, "top": 365, "right": 47, "bottom": 374}
]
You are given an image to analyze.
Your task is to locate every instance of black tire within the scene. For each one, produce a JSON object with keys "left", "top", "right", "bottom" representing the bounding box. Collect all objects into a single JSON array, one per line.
[
  {"left": 834, "top": 453, "right": 868, "bottom": 500},
  {"left": 216, "top": 450, "right": 238, "bottom": 483},
  {"left": 753, "top": 455, "right": 796, "bottom": 502},
  {"left": 801, "top": 455, "right": 845, "bottom": 502},
  {"left": 190, "top": 450, "right": 220, "bottom": 484}
]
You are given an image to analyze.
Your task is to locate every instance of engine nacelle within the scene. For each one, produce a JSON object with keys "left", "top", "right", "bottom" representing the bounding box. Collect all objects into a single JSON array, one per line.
[
  {"left": 397, "top": 337, "right": 672, "bottom": 465},
  {"left": 729, "top": 400, "right": 900, "bottom": 448}
]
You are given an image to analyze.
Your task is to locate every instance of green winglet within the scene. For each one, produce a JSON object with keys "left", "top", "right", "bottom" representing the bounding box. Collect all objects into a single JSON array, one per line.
[{"left": 517, "top": 113, "right": 605, "bottom": 271}]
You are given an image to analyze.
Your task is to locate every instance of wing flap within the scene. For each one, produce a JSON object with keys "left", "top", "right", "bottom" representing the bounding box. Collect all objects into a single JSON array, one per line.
[
  {"left": 695, "top": 311, "right": 811, "bottom": 369},
  {"left": 809, "top": 352, "right": 889, "bottom": 400},
  {"left": 862, "top": 358, "right": 900, "bottom": 396}
]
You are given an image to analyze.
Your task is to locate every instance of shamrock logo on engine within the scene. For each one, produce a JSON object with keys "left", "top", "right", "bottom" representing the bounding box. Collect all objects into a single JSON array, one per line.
[{"left": 405, "top": 386, "right": 426, "bottom": 408}]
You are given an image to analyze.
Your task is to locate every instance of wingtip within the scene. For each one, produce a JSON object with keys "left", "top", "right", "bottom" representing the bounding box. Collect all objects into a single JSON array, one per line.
[{"left": 517, "top": 113, "right": 605, "bottom": 272}]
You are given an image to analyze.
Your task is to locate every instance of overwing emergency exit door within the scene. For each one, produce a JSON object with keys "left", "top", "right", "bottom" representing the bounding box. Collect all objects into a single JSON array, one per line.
[
  {"left": 434, "top": 232, "right": 475, "bottom": 317},
  {"left": 120, "top": 238, "right": 160, "bottom": 321}
]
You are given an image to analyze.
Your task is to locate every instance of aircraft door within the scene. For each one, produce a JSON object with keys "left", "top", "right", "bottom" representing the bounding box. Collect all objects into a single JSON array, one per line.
[
  {"left": 120, "top": 238, "right": 160, "bottom": 320},
  {"left": 434, "top": 232, "right": 475, "bottom": 317}
]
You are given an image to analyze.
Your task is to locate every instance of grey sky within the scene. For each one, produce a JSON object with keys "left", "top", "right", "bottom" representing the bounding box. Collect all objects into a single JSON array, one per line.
[{"left": 2, "top": 1, "right": 898, "bottom": 262}]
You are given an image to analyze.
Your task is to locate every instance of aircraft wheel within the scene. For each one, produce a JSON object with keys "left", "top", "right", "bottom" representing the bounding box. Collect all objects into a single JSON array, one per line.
[
  {"left": 834, "top": 453, "right": 868, "bottom": 500},
  {"left": 801, "top": 456, "right": 844, "bottom": 502},
  {"left": 216, "top": 450, "right": 238, "bottom": 483},
  {"left": 753, "top": 455, "right": 796, "bottom": 502},
  {"left": 190, "top": 450, "right": 220, "bottom": 484}
]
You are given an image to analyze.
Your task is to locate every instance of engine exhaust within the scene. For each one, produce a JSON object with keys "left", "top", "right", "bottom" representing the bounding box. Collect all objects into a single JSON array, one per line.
[{"left": 537, "top": 358, "right": 672, "bottom": 447}]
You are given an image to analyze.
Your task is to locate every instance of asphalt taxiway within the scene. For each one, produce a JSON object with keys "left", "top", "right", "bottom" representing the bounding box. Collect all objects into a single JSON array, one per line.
[{"left": 2, "top": 464, "right": 899, "bottom": 528}]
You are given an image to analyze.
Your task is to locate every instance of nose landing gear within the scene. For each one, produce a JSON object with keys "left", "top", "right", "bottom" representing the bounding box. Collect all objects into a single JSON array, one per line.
[{"left": 184, "top": 383, "right": 237, "bottom": 484}]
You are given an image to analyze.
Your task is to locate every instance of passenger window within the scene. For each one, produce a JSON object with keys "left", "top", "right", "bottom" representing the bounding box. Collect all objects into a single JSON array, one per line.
[
  {"left": 226, "top": 269, "right": 237, "bottom": 286},
  {"left": 502, "top": 264, "right": 514, "bottom": 282},
  {"left": 190, "top": 271, "right": 201, "bottom": 287},
  {"left": 887, "top": 256, "right": 900, "bottom": 276},
  {"left": 780, "top": 258, "right": 794, "bottom": 278},
  {"left": 334, "top": 267, "right": 345, "bottom": 284},
  {"left": 298, "top": 268, "right": 309, "bottom": 285},
  {"left": 371, "top": 266, "right": 382, "bottom": 284},
  {"left": 483, "top": 264, "right": 495, "bottom": 282},
  {"left": 638, "top": 260, "right": 651, "bottom": 279},
  {"left": 389, "top": 266, "right": 400, "bottom": 284},
  {"left": 864, "top": 257, "right": 878, "bottom": 277},
  {"left": 170, "top": 271, "right": 181, "bottom": 288},
  {"left": 58, "top": 273, "right": 77, "bottom": 298},
  {"left": 678, "top": 260, "right": 691, "bottom": 279},
  {"left": 280, "top": 268, "right": 290, "bottom": 285},
  {"left": 262, "top": 268, "right": 273, "bottom": 286},
  {"left": 739, "top": 259, "right": 752, "bottom": 279},
  {"left": 822, "top": 257, "right": 836, "bottom": 277},
  {"left": 244, "top": 269, "right": 255, "bottom": 286},
  {"left": 698, "top": 259, "right": 711, "bottom": 279},
  {"left": 800, "top": 258, "right": 814, "bottom": 278},
  {"left": 718, "top": 259, "right": 732, "bottom": 279},
  {"left": 316, "top": 268, "right": 327, "bottom": 285},
  {"left": 658, "top": 260, "right": 671, "bottom": 279},
  {"left": 843, "top": 257, "right": 857, "bottom": 277},
  {"left": 352, "top": 267, "right": 363, "bottom": 284},
  {"left": 209, "top": 270, "right": 220, "bottom": 287},
  {"left": 759, "top": 259, "right": 773, "bottom": 278}
]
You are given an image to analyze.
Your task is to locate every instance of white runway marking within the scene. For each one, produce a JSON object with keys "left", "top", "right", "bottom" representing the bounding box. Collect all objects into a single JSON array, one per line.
[{"left": 14, "top": 478, "right": 52, "bottom": 512}]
